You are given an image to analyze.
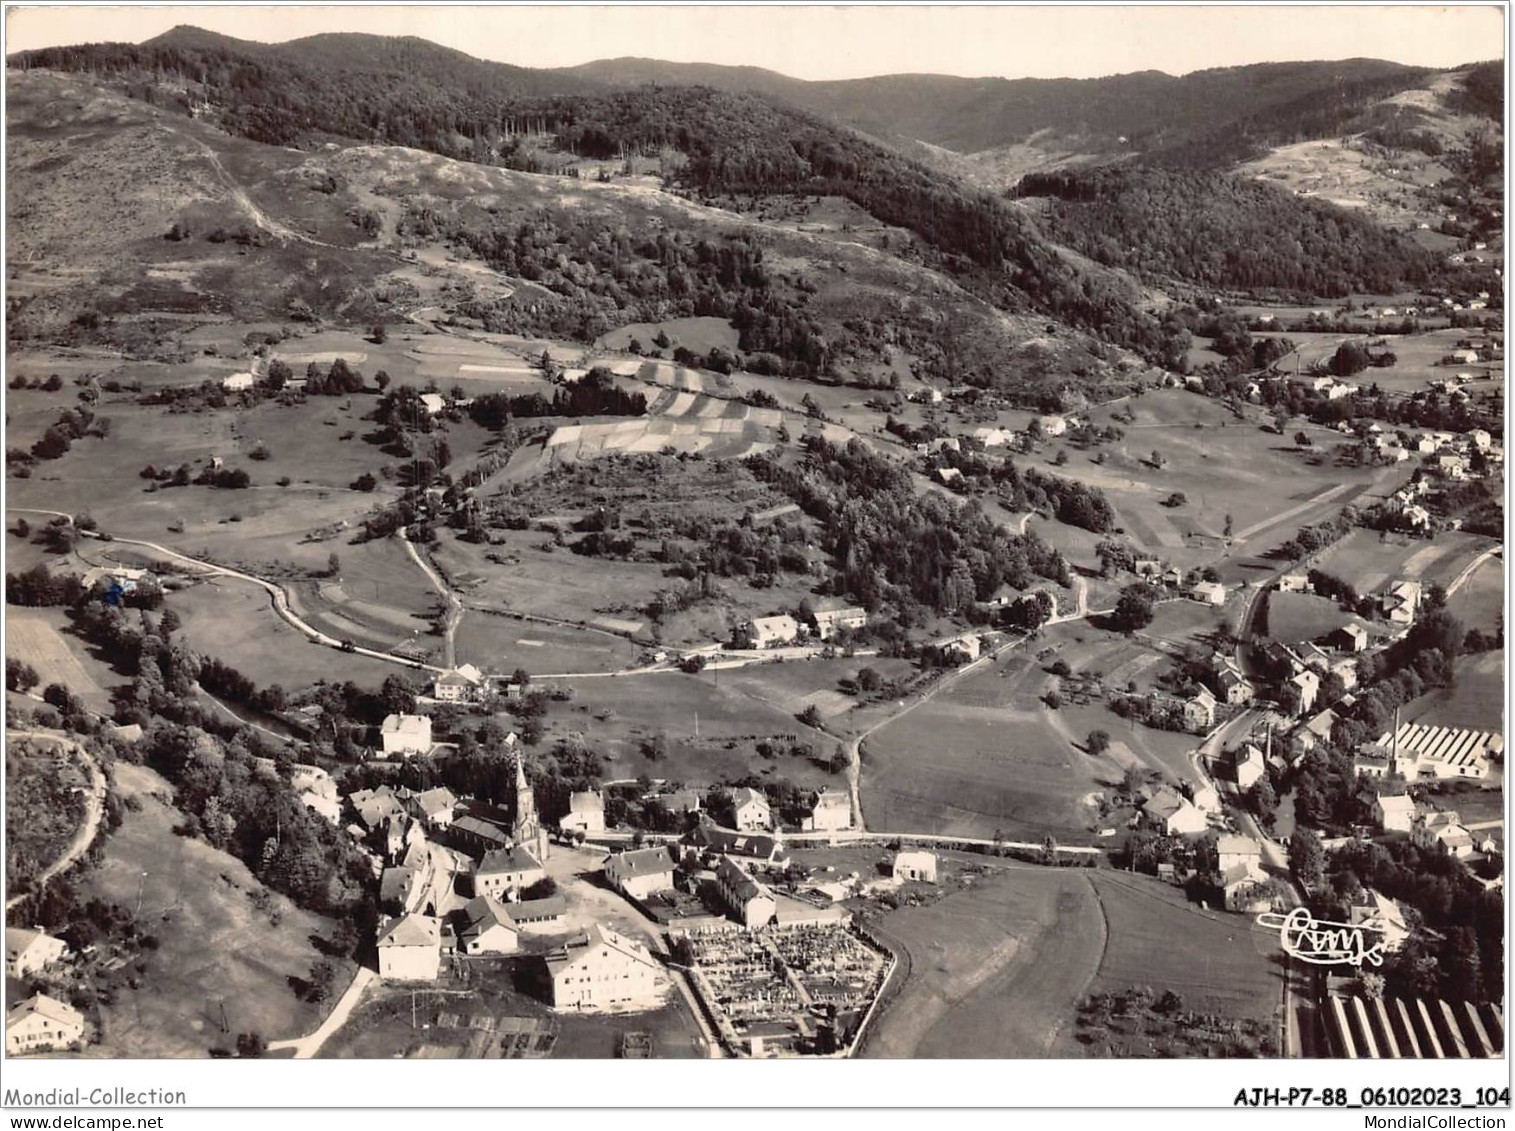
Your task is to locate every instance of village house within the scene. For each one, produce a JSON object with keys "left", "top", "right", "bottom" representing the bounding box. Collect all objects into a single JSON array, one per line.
[
  {"left": 1035, "top": 414, "right": 1068, "bottom": 437},
  {"left": 1470, "top": 429, "right": 1492, "bottom": 451},
  {"left": 560, "top": 790, "right": 606, "bottom": 834},
  {"left": 1187, "top": 781, "right": 1222, "bottom": 814},
  {"left": 405, "top": 786, "right": 458, "bottom": 832},
  {"left": 1373, "top": 793, "right": 1418, "bottom": 833},
  {"left": 973, "top": 426, "right": 1014, "bottom": 448},
  {"left": 1183, "top": 686, "right": 1218, "bottom": 732},
  {"left": 1212, "top": 657, "right": 1254, "bottom": 705},
  {"left": 380, "top": 713, "right": 433, "bottom": 757},
  {"left": 603, "top": 845, "right": 677, "bottom": 901},
  {"left": 812, "top": 605, "right": 868, "bottom": 639},
  {"left": 1133, "top": 557, "right": 1163, "bottom": 579},
  {"left": 1412, "top": 811, "right": 1475, "bottom": 858},
  {"left": 473, "top": 845, "right": 546, "bottom": 900},
  {"left": 5, "top": 928, "right": 68, "bottom": 979},
  {"left": 450, "top": 813, "right": 512, "bottom": 854},
  {"left": 432, "top": 664, "right": 486, "bottom": 703},
  {"left": 892, "top": 850, "right": 938, "bottom": 883},
  {"left": 1216, "top": 834, "right": 1263, "bottom": 877},
  {"left": 351, "top": 785, "right": 407, "bottom": 831},
  {"left": 1348, "top": 890, "right": 1411, "bottom": 953},
  {"left": 1144, "top": 788, "right": 1208, "bottom": 836},
  {"left": 1278, "top": 573, "right": 1310, "bottom": 594},
  {"left": 381, "top": 839, "right": 439, "bottom": 916},
  {"left": 1161, "top": 566, "right": 1185, "bottom": 589},
  {"left": 5, "top": 994, "right": 85, "bottom": 1056},
  {"left": 376, "top": 913, "right": 442, "bottom": 982},
  {"left": 1225, "top": 743, "right": 1264, "bottom": 792},
  {"left": 929, "top": 633, "right": 982, "bottom": 664},
  {"left": 506, "top": 896, "right": 567, "bottom": 931},
  {"left": 1191, "top": 580, "right": 1227, "bottom": 606},
  {"left": 1289, "top": 669, "right": 1320, "bottom": 716},
  {"left": 419, "top": 392, "right": 447, "bottom": 415},
  {"left": 802, "top": 789, "right": 851, "bottom": 833},
  {"left": 654, "top": 790, "right": 702, "bottom": 816},
  {"left": 547, "top": 923, "right": 666, "bottom": 1012},
  {"left": 933, "top": 466, "right": 963, "bottom": 487},
  {"left": 714, "top": 856, "right": 778, "bottom": 928},
  {"left": 685, "top": 824, "right": 788, "bottom": 868},
  {"left": 1332, "top": 624, "right": 1369, "bottom": 653},
  {"left": 737, "top": 614, "right": 801, "bottom": 649},
  {"left": 221, "top": 371, "right": 255, "bottom": 391},
  {"left": 456, "top": 895, "right": 520, "bottom": 956},
  {"left": 731, "top": 788, "right": 772, "bottom": 832}
]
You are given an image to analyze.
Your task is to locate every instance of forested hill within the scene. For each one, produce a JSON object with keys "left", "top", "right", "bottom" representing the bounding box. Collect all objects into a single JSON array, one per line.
[
  {"left": 559, "top": 56, "right": 1437, "bottom": 162},
  {"left": 1013, "top": 166, "right": 1441, "bottom": 297},
  {"left": 7, "top": 34, "right": 1190, "bottom": 365}
]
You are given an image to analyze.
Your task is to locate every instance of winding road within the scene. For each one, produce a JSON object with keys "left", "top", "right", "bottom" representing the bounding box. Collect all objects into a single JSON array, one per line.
[{"left": 5, "top": 730, "right": 107, "bottom": 911}]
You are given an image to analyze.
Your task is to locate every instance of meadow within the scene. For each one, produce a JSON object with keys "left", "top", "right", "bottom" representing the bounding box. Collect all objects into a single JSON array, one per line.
[
  {"left": 81, "top": 764, "right": 351, "bottom": 1058},
  {"left": 5, "top": 607, "right": 118, "bottom": 714},
  {"left": 1312, "top": 528, "right": 1498, "bottom": 597}
]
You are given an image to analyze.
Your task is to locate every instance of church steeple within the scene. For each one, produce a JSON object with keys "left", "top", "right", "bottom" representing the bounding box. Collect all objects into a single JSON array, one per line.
[{"left": 512, "top": 753, "right": 539, "bottom": 845}]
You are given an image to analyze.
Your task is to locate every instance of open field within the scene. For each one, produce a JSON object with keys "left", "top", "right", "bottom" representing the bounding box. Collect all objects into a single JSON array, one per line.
[
  {"left": 719, "top": 657, "right": 919, "bottom": 726},
  {"left": 596, "top": 315, "right": 739, "bottom": 356},
  {"left": 542, "top": 669, "right": 843, "bottom": 789},
  {"left": 80, "top": 764, "right": 350, "bottom": 1058},
  {"left": 456, "top": 610, "right": 639, "bottom": 676},
  {"left": 286, "top": 536, "right": 443, "bottom": 655},
  {"left": 1069, "top": 390, "right": 1395, "bottom": 569},
  {"left": 1404, "top": 650, "right": 1504, "bottom": 734},
  {"left": 859, "top": 627, "right": 1179, "bottom": 842},
  {"left": 1262, "top": 592, "right": 1373, "bottom": 647},
  {"left": 5, "top": 607, "right": 117, "bottom": 714},
  {"left": 1067, "top": 870, "right": 1282, "bottom": 1055},
  {"left": 1446, "top": 553, "right": 1504, "bottom": 631},
  {"left": 166, "top": 576, "right": 401, "bottom": 691},
  {"left": 1312, "top": 528, "right": 1498, "bottom": 598},
  {"left": 864, "top": 865, "right": 1105, "bottom": 1058}
]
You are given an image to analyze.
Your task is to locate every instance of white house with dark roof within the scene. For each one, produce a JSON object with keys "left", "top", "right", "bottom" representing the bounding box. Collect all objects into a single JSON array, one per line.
[
  {"left": 377, "top": 914, "right": 442, "bottom": 981},
  {"left": 547, "top": 923, "right": 665, "bottom": 1011},
  {"left": 731, "top": 787, "right": 772, "bottom": 832},
  {"left": 457, "top": 895, "right": 520, "bottom": 956},
  {"left": 737, "top": 614, "right": 801, "bottom": 649},
  {"left": 603, "top": 845, "right": 677, "bottom": 900},
  {"left": 473, "top": 845, "right": 545, "bottom": 900},
  {"left": 380, "top": 713, "right": 433, "bottom": 757},
  {"left": 802, "top": 789, "right": 851, "bottom": 833}
]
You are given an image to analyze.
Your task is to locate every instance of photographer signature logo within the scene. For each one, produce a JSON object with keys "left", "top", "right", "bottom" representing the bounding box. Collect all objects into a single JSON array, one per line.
[{"left": 1255, "top": 907, "right": 1387, "bottom": 967}]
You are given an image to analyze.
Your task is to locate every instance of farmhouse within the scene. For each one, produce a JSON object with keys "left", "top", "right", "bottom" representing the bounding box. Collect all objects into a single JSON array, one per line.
[
  {"left": 1278, "top": 573, "right": 1310, "bottom": 594},
  {"left": 1332, "top": 624, "right": 1369, "bottom": 653},
  {"left": 802, "top": 789, "right": 851, "bottom": 833},
  {"left": 5, "top": 928, "right": 67, "bottom": 979},
  {"left": 547, "top": 924, "right": 665, "bottom": 1012},
  {"left": 1373, "top": 793, "right": 1418, "bottom": 833},
  {"left": 1183, "top": 686, "right": 1217, "bottom": 732},
  {"left": 1216, "top": 835, "right": 1263, "bottom": 877},
  {"left": 456, "top": 894, "right": 521, "bottom": 956},
  {"left": 928, "top": 633, "right": 982, "bottom": 664},
  {"left": 812, "top": 605, "right": 868, "bottom": 639},
  {"left": 893, "top": 850, "right": 938, "bottom": 883},
  {"left": 973, "top": 427, "right": 1014, "bottom": 448},
  {"left": 376, "top": 913, "right": 442, "bottom": 982},
  {"left": 737, "top": 615, "right": 801, "bottom": 649},
  {"left": 603, "top": 845, "right": 677, "bottom": 900},
  {"left": 380, "top": 713, "right": 433, "bottom": 757},
  {"left": 1144, "top": 788, "right": 1208, "bottom": 836},
  {"left": 1133, "top": 557, "right": 1163, "bottom": 578},
  {"left": 221, "top": 371, "right": 255, "bottom": 391},
  {"left": 1412, "top": 811, "right": 1475, "bottom": 858},
  {"left": 1035, "top": 414, "right": 1068, "bottom": 437},
  {"left": 432, "top": 664, "right": 485, "bottom": 703},
  {"left": 1379, "top": 579, "right": 1423, "bottom": 626},
  {"left": 473, "top": 845, "right": 546, "bottom": 900},
  {"left": 1191, "top": 580, "right": 1227, "bottom": 606},
  {"left": 714, "top": 856, "right": 778, "bottom": 928},
  {"left": 654, "top": 790, "right": 702, "bottom": 815},
  {"left": 1188, "top": 781, "right": 1221, "bottom": 814},
  {"left": 731, "top": 788, "right": 772, "bottom": 832},
  {"left": 5, "top": 994, "right": 84, "bottom": 1056},
  {"left": 419, "top": 392, "right": 447, "bottom": 415},
  {"left": 933, "top": 466, "right": 963, "bottom": 486},
  {"left": 1212, "top": 657, "right": 1254, "bottom": 705},
  {"left": 561, "top": 790, "right": 606, "bottom": 834}
]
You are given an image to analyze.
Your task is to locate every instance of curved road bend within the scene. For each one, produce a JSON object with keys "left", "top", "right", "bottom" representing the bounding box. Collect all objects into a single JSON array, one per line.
[
  {"left": 7, "top": 508, "right": 445, "bottom": 675},
  {"left": 4, "top": 730, "right": 107, "bottom": 911}
]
